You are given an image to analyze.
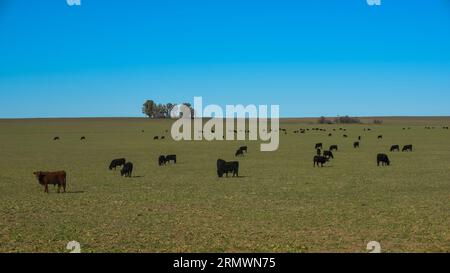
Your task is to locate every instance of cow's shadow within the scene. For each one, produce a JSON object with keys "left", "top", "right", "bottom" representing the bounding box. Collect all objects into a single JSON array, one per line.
[{"left": 63, "top": 191, "right": 85, "bottom": 194}]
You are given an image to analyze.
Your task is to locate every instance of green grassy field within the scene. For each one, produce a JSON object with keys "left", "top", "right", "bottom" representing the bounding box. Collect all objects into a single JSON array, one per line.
[{"left": 0, "top": 117, "right": 449, "bottom": 253}]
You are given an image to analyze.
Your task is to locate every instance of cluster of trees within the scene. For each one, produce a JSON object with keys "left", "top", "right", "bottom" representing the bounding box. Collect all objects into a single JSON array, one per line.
[
  {"left": 318, "top": 116, "right": 361, "bottom": 124},
  {"left": 142, "top": 100, "right": 194, "bottom": 119}
]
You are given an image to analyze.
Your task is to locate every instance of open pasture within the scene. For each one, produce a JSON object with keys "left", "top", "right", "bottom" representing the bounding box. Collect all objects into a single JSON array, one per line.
[{"left": 0, "top": 117, "right": 449, "bottom": 253}]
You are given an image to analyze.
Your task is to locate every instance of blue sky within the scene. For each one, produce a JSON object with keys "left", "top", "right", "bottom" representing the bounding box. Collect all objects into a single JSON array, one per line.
[{"left": 1, "top": 0, "right": 450, "bottom": 118}]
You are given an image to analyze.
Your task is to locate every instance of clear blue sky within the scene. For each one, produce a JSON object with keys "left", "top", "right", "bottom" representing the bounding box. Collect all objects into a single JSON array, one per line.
[{"left": 1, "top": 0, "right": 450, "bottom": 118}]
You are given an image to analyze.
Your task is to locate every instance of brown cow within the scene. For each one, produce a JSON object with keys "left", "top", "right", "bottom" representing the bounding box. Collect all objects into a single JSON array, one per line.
[{"left": 33, "top": 171, "right": 67, "bottom": 193}]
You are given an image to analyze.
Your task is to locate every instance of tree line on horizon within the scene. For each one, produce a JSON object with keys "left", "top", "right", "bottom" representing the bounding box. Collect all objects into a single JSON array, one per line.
[{"left": 142, "top": 100, "right": 194, "bottom": 119}]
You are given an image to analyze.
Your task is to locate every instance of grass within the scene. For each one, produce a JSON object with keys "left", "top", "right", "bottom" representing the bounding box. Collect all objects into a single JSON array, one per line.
[{"left": 0, "top": 117, "right": 449, "bottom": 253}]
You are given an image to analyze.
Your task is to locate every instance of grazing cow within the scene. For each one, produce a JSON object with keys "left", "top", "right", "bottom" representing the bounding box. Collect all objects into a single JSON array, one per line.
[
  {"left": 390, "top": 145, "right": 400, "bottom": 152},
  {"left": 313, "top": 156, "right": 329, "bottom": 167},
  {"left": 377, "top": 154, "right": 390, "bottom": 166},
  {"left": 378, "top": 135, "right": 383, "bottom": 139},
  {"left": 33, "top": 171, "right": 67, "bottom": 193},
  {"left": 343, "top": 134, "right": 348, "bottom": 138},
  {"left": 239, "top": 146, "right": 248, "bottom": 153},
  {"left": 80, "top": 136, "right": 86, "bottom": 141},
  {"left": 165, "top": 155, "right": 177, "bottom": 164},
  {"left": 121, "top": 162, "right": 133, "bottom": 177},
  {"left": 354, "top": 141, "right": 360, "bottom": 148},
  {"left": 53, "top": 137, "right": 60, "bottom": 141},
  {"left": 323, "top": 150, "right": 334, "bottom": 159},
  {"left": 217, "top": 159, "right": 239, "bottom": 178},
  {"left": 330, "top": 145, "right": 338, "bottom": 151},
  {"left": 402, "top": 145, "right": 413, "bottom": 152},
  {"left": 158, "top": 155, "right": 166, "bottom": 166},
  {"left": 153, "top": 136, "right": 159, "bottom": 140},
  {"left": 161, "top": 136, "right": 165, "bottom": 140},
  {"left": 315, "top": 143, "right": 323, "bottom": 150},
  {"left": 109, "top": 158, "right": 126, "bottom": 170},
  {"left": 235, "top": 149, "right": 244, "bottom": 157},
  {"left": 328, "top": 133, "right": 332, "bottom": 137}
]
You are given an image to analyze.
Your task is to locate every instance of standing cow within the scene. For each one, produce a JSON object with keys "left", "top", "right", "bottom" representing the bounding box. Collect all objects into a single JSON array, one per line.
[
  {"left": 313, "top": 156, "right": 329, "bottom": 167},
  {"left": 33, "top": 171, "right": 67, "bottom": 193},
  {"left": 121, "top": 162, "right": 133, "bottom": 177},
  {"left": 217, "top": 159, "right": 239, "bottom": 178},
  {"left": 377, "top": 154, "right": 390, "bottom": 166},
  {"left": 402, "top": 145, "right": 413, "bottom": 152},
  {"left": 390, "top": 145, "right": 400, "bottom": 152}
]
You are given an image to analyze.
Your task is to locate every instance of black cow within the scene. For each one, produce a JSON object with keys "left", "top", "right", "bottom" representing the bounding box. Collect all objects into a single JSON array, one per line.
[
  {"left": 358, "top": 136, "right": 361, "bottom": 140},
  {"left": 390, "top": 145, "right": 400, "bottom": 152},
  {"left": 330, "top": 145, "right": 338, "bottom": 151},
  {"left": 354, "top": 142, "right": 360, "bottom": 148},
  {"left": 109, "top": 158, "right": 126, "bottom": 170},
  {"left": 377, "top": 154, "right": 390, "bottom": 166},
  {"left": 80, "top": 136, "right": 86, "bottom": 141},
  {"left": 343, "top": 135, "right": 348, "bottom": 138},
  {"left": 161, "top": 136, "right": 165, "bottom": 140},
  {"left": 235, "top": 149, "right": 244, "bottom": 157},
  {"left": 378, "top": 135, "right": 383, "bottom": 139},
  {"left": 328, "top": 133, "right": 332, "bottom": 137},
  {"left": 53, "top": 137, "right": 60, "bottom": 141},
  {"left": 402, "top": 145, "right": 413, "bottom": 152},
  {"left": 217, "top": 159, "right": 239, "bottom": 178},
  {"left": 323, "top": 150, "right": 334, "bottom": 159},
  {"left": 165, "top": 155, "right": 177, "bottom": 164},
  {"left": 315, "top": 143, "right": 323, "bottom": 150},
  {"left": 313, "top": 156, "right": 329, "bottom": 167},
  {"left": 153, "top": 136, "right": 159, "bottom": 140},
  {"left": 239, "top": 146, "right": 248, "bottom": 153},
  {"left": 158, "top": 155, "right": 166, "bottom": 166},
  {"left": 121, "top": 162, "right": 133, "bottom": 177}
]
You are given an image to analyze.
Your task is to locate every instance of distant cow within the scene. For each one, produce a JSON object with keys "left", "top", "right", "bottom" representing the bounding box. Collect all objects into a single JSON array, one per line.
[
  {"left": 153, "top": 136, "right": 159, "bottom": 140},
  {"left": 328, "top": 133, "right": 332, "bottom": 137},
  {"left": 121, "top": 162, "right": 133, "bottom": 177},
  {"left": 378, "top": 135, "right": 383, "bottom": 139},
  {"left": 235, "top": 149, "right": 244, "bottom": 157},
  {"left": 217, "top": 159, "right": 239, "bottom": 178},
  {"left": 390, "top": 145, "right": 400, "bottom": 152},
  {"left": 80, "top": 136, "right": 86, "bottom": 141},
  {"left": 109, "top": 158, "right": 126, "bottom": 170},
  {"left": 323, "top": 150, "right": 334, "bottom": 159},
  {"left": 53, "top": 137, "right": 60, "bottom": 141},
  {"left": 313, "top": 156, "right": 329, "bottom": 167},
  {"left": 377, "top": 154, "right": 390, "bottom": 166},
  {"left": 239, "top": 146, "right": 248, "bottom": 153},
  {"left": 315, "top": 143, "right": 323, "bottom": 150},
  {"left": 330, "top": 145, "right": 338, "bottom": 151},
  {"left": 343, "top": 135, "right": 348, "bottom": 138},
  {"left": 158, "top": 155, "right": 166, "bottom": 166},
  {"left": 402, "top": 145, "right": 413, "bottom": 152},
  {"left": 165, "top": 155, "right": 177, "bottom": 164},
  {"left": 358, "top": 136, "right": 361, "bottom": 140},
  {"left": 161, "top": 136, "right": 165, "bottom": 140},
  {"left": 354, "top": 142, "right": 360, "bottom": 148},
  {"left": 33, "top": 171, "right": 67, "bottom": 193}
]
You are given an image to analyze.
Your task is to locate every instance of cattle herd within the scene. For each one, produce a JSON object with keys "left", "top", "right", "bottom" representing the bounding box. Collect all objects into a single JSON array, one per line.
[{"left": 33, "top": 125, "right": 448, "bottom": 193}]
